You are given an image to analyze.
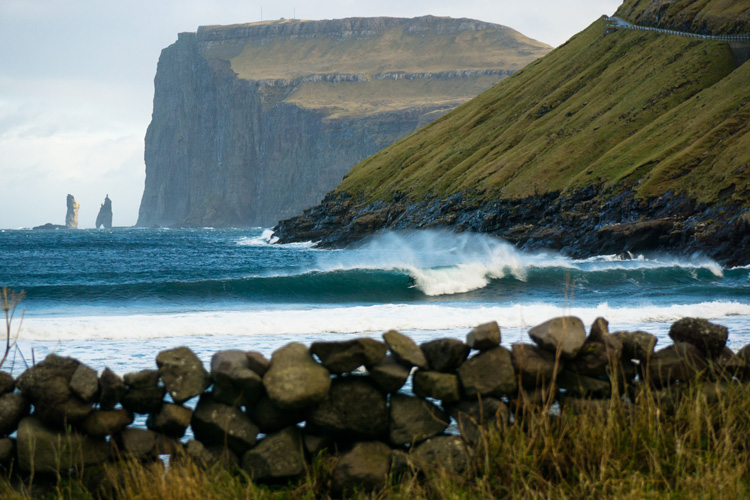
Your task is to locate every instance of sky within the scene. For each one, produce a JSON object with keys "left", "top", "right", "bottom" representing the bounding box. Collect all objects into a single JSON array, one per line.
[{"left": 0, "top": 0, "right": 622, "bottom": 229}]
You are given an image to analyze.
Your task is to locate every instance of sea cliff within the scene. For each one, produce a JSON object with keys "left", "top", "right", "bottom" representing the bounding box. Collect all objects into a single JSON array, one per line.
[{"left": 136, "top": 16, "right": 550, "bottom": 228}]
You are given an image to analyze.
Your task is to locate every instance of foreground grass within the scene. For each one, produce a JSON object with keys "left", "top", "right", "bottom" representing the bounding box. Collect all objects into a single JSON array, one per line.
[{"left": 4, "top": 380, "right": 750, "bottom": 499}]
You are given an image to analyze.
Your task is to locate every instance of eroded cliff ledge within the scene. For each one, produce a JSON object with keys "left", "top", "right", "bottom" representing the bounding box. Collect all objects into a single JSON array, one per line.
[{"left": 136, "top": 16, "right": 550, "bottom": 228}]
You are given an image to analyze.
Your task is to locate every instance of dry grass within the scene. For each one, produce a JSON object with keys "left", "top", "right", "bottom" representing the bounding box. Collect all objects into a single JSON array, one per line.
[{"left": 4, "top": 380, "right": 750, "bottom": 499}]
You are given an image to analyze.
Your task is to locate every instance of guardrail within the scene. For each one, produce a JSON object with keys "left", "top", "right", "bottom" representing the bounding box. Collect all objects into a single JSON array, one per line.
[{"left": 604, "top": 16, "right": 750, "bottom": 42}]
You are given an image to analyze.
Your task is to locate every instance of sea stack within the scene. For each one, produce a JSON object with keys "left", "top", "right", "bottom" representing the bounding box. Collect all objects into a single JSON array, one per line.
[
  {"left": 96, "top": 195, "right": 113, "bottom": 229},
  {"left": 65, "top": 194, "right": 80, "bottom": 229}
]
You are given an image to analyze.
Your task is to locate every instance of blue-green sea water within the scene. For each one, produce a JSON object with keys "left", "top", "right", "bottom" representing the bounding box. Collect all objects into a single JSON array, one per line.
[{"left": 1, "top": 227, "right": 749, "bottom": 376}]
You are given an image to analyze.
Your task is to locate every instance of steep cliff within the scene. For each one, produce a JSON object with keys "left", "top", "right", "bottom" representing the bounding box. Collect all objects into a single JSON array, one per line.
[
  {"left": 274, "top": 1, "right": 750, "bottom": 265},
  {"left": 137, "top": 16, "right": 551, "bottom": 228}
]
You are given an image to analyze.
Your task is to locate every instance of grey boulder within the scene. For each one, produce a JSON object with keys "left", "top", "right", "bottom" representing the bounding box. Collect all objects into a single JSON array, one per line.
[
  {"left": 466, "top": 322, "right": 501, "bottom": 351},
  {"left": 511, "top": 343, "right": 560, "bottom": 388},
  {"left": 156, "top": 346, "right": 209, "bottom": 404},
  {"left": 310, "top": 338, "right": 387, "bottom": 374},
  {"left": 411, "top": 435, "right": 470, "bottom": 474},
  {"left": 383, "top": 330, "right": 428, "bottom": 369},
  {"left": 457, "top": 347, "right": 517, "bottom": 398},
  {"left": 79, "top": 409, "right": 133, "bottom": 439},
  {"left": 241, "top": 426, "right": 306, "bottom": 481},
  {"left": 412, "top": 370, "right": 461, "bottom": 403},
  {"left": 333, "top": 441, "right": 392, "bottom": 493},
  {"left": 147, "top": 403, "right": 193, "bottom": 438},
  {"left": 528, "top": 316, "right": 586, "bottom": 359},
  {"left": 211, "top": 350, "right": 264, "bottom": 406},
  {"left": 309, "top": 377, "right": 388, "bottom": 438},
  {"left": 263, "top": 343, "right": 331, "bottom": 410},
  {"left": 669, "top": 318, "right": 728, "bottom": 358},
  {"left": 16, "top": 416, "right": 110, "bottom": 473},
  {"left": 366, "top": 354, "right": 411, "bottom": 393},
  {"left": 191, "top": 395, "right": 259, "bottom": 455},
  {"left": 420, "top": 338, "right": 470, "bottom": 372},
  {"left": 389, "top": 394, "right": 449, "bottom": 446},
  {"left": 0, "top": 392, "right": 30, "bottom": 436}
]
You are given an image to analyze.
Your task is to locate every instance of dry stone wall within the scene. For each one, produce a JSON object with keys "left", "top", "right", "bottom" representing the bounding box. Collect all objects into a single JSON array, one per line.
[{"left": 0, "top": 316, "right": 747, "bottom": 493}]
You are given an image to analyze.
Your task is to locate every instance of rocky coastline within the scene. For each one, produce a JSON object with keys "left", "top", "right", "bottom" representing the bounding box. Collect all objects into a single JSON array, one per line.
[
  {"left": 273, "top": 186, "right": 750, "bottom": 267},
  {"left": 0, "top": 315, "right": 747, "bottom": 494}
]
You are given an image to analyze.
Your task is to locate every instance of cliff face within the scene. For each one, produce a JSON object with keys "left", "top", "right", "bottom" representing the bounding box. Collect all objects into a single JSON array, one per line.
[
  {"left": 137, "top": 16, "right": 550, "bottom": 228},
  {"left": 274, "top": 2, "right": 750, "bottom": 266}
]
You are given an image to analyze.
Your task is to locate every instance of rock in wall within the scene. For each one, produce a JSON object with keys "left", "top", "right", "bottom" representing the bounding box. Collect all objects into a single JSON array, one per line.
[{"left": 136, "top": 16, "right": 550, "bottom": 228}]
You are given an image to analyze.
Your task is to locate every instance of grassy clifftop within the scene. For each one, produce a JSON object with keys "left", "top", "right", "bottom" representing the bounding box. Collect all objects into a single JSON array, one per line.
[
  {"left": 198, "top": 16, "right": 551, "bottom": 118},
  {"left": 333, "top": 13, "right": 748, "bottom": 208}
]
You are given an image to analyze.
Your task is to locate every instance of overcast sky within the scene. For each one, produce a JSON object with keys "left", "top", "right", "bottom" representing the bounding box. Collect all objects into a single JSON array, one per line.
[{"left": 0, "top": 0, "right": 621, "bottom": 229}]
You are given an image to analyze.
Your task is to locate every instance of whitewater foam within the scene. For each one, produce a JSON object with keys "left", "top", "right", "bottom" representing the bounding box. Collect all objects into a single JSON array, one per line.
[
  {"left": 20, "top": 300, "right": 750, "bottom": 342},
  {"left": 236, "top": 229, "right": 316, "bottom": 248},
  {"left": 288, "top": 230, "right": 728, "bottom": 296}
]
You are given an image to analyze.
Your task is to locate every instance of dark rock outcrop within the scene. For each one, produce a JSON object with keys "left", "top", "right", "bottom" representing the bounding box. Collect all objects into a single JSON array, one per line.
[{"left": 274, "top": 188, "right": 750, "bottom": 268}]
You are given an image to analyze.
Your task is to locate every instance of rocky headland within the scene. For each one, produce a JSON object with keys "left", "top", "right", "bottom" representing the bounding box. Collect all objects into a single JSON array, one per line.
[
  {"left": 274, "top": 0, "right": 750, "bottom": 266},
  {"left": 136, "top": 16, "right": 551, "bottom": 228}
]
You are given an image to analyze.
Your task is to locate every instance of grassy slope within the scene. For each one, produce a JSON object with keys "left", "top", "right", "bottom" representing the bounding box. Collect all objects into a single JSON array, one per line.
[
  {"left": 201, "top": 19, "right": 551, "bottom": 118},
  {"left": 616, "top": 0, "right": 750, "bottom": 34},
  {"left": 334, "top": 15, "right": 748, "bottom": 207}
]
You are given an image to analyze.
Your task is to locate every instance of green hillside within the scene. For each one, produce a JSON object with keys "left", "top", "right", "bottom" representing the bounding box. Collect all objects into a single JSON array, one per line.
[{"left": 334, "top": 14, "right": 749, "bottom": 207}]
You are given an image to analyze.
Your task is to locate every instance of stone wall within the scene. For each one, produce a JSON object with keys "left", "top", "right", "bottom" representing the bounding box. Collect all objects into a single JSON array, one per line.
[{"left": 0, "top": 316, "right": 746, "bottom": 493}]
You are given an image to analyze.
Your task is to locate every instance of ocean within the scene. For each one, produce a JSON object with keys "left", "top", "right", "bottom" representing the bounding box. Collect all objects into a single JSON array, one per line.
[{"left": 1, "top": 227, "right": 749, "bottom": 378}]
